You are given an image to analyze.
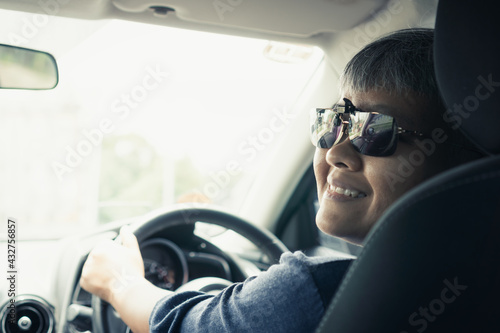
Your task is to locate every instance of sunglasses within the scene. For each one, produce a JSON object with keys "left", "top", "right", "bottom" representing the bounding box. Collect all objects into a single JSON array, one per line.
[{"left": 310, "top": 98, "right": 424, "bottom": 157}]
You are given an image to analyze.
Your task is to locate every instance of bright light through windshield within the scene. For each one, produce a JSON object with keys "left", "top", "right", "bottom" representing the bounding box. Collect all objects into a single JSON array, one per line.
[{"left": 0, "top": 9, "right": 323, "bottom": 238}]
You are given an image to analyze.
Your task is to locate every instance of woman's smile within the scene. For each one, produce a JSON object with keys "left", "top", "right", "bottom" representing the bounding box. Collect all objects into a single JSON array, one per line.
[{"left": 323, "top": 177, "right": 368, "bottom": 201}]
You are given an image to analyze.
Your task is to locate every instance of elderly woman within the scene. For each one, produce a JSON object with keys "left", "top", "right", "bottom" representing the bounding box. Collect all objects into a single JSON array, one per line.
[{"left": 80, "top": 28, "right": 482, "bottom": 333}]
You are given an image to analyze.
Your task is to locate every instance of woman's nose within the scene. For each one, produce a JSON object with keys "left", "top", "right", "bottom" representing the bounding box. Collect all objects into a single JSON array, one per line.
[{"left": 325, "top": 137, "right": 363, "bottom": 171}]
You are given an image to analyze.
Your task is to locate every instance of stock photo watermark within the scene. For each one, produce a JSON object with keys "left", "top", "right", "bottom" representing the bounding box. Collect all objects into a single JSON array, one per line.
[
  {"left": 339, "top": 0, "right": 405, "bottom": 58},
  {"left": 7, "top": 0, "right": 72, "bottom": 45},
  {"left": 384, "top": 128, "right": 447, "bottom": 191},
  {"left": 201, "top": 105, "right": 297, "bottom": 200},
  {"left": 51, "top": 65, "right": 171, "bottom": 181},
  {"left": 110, "top": 267, "right": 141, "bottom": 296},
  {"left": 180, "top": 105, "right": 298, "bottom": 221},
  {"left": 5, "top": 217, "right": 18, "bottom": 325},
  {"left": 384, "top": 74, "right": 498, "bottom": 191},
  {"left": 213, "top": 0, "right": 243, "bottom": 22},
  {"left": 442, "top": 74, "right": 500, "bottom": 130},
  {"left": 400, "top": 276, "right": 467, "bottom": 333}
]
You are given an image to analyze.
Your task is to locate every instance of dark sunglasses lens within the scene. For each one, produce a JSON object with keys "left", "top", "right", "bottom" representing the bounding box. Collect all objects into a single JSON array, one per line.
[
  {"left": 349, "top": 113, "right": 397, "bottom": 156},
  {"left": 317, "top": 132, "right": 336, "bottom": 148},
  {"left": 311, "top": 109, "right": 343, "bottom": 148}
]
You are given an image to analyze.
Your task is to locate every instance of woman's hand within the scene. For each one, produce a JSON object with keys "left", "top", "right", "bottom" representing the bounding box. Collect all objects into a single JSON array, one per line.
[
  {"left": 80, "top": 226, "right": 172, "bottom": 333},
  {"left": 80, "top": 226, "right": 145, "bottom": 305}
]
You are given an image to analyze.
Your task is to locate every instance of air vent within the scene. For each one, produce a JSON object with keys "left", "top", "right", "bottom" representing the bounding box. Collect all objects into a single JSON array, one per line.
[{"left": 0, "top": 295, "right": 55, "bottom": 333}]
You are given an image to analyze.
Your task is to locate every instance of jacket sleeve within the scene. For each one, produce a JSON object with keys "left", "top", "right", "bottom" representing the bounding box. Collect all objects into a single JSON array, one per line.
[{"left": 149, "top": 252, "right": 351, "bottom": 333}]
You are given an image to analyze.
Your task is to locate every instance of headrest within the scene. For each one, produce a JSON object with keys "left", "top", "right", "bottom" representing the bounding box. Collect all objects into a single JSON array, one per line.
[{"left": 434, "top": 0, "right": 500, "bottom": 154}]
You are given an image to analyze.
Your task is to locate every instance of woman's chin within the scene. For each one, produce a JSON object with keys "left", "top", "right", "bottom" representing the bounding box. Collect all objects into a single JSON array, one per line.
[{"left": 315, "top": 209, "right": 367, "bottom": 245}]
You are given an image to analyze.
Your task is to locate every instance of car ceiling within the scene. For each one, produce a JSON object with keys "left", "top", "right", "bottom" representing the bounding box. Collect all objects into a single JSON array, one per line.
[
  {"left": 0, "top": 0, "right": 436, "bottom": 40},
  {"left": 0, "top": 0, "right": 387, "bottom": 34}
]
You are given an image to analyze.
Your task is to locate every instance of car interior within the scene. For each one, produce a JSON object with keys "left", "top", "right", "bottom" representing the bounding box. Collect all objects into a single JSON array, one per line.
[{"left": 1, "top": 0, "right": 499, "bottom": 332}]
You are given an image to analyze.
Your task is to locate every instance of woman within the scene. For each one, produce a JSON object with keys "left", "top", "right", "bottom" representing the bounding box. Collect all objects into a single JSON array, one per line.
[{"left": 80, "top": 28, "right": 482, "bottom": 333}]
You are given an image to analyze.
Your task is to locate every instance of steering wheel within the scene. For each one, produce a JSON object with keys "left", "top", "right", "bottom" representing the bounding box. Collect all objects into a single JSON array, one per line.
[{"left": 91, "top": 205, "right": 289, "bottom": 333}]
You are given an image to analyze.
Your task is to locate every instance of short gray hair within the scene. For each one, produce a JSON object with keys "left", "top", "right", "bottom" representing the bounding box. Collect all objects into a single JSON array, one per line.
[
  {"left": 340, "top": 28, "right": 440, "bottom": 101},
  {"left": 341, "top": 28, "right": 487, "bottom": 164}
]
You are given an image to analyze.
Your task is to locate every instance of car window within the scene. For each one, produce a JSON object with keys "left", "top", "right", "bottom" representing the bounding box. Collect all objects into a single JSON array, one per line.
[{"left": 0, "top": 9, "right": 323, "bottom": 239}]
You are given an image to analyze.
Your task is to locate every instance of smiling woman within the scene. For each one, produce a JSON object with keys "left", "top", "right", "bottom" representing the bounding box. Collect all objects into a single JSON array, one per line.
[{"left": 0, "top": 9, "right": 323, "bottom": 238}]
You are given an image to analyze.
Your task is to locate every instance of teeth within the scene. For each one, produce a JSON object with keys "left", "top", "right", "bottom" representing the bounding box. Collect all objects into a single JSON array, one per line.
[
  {"left": 330, "top": 185, "right": 365, "bottom": 198},
  {"left": 334, "top": 187, "right": 344, "bottom": 195}
]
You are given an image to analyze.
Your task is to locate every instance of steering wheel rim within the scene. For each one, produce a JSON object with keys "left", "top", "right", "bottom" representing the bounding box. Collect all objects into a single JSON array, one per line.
[{"left": 92, "top": 205, "right": 289, "bottom": 333}]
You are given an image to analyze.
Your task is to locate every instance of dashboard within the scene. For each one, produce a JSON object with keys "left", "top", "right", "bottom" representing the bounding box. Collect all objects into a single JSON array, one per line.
[{"left": 0, "top": 219, "right": 264, "bottom": 333}]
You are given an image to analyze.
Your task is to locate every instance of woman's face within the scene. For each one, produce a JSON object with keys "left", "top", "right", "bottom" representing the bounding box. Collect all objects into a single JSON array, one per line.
[{"left": 314, "top": 89, "right": 448, "bottom": 244}]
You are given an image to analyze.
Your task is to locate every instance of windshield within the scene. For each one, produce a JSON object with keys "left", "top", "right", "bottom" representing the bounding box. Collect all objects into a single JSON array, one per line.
[{"left": 0, "top": 9, "right": 323, "bottom": 239}]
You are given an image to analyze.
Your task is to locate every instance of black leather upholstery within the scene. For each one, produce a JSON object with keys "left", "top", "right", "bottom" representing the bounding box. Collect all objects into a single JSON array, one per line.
[
  {"left": 316, "top": 0, "right": 500, "bottom": 331},
  {"left": 434, "top": 0, "right": 500, "bottom": 154}
]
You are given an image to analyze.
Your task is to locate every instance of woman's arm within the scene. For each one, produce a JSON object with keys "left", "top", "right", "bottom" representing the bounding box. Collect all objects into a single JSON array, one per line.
[
  {"left": 111, "top": 278, "right": 172, "bottom": 333},
  {"left": 80, "top": 227, "right": 349, "bottom": 333}
]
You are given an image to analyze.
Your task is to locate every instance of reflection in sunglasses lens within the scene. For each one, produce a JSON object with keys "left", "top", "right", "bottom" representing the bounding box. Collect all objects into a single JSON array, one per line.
[{"left": 350, "top": 113, "right": 396, "bottom": 156}]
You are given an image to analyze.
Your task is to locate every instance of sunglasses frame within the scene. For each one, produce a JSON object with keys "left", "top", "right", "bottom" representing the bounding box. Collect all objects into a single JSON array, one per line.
[{"left": 312, "top": 98, "right": 425, "bottom": 156}]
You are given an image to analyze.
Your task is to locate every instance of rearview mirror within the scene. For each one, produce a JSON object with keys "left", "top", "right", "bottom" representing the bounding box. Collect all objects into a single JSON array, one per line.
[{"left": 0, "top": 44, "right": 58, "bottom": 90}]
